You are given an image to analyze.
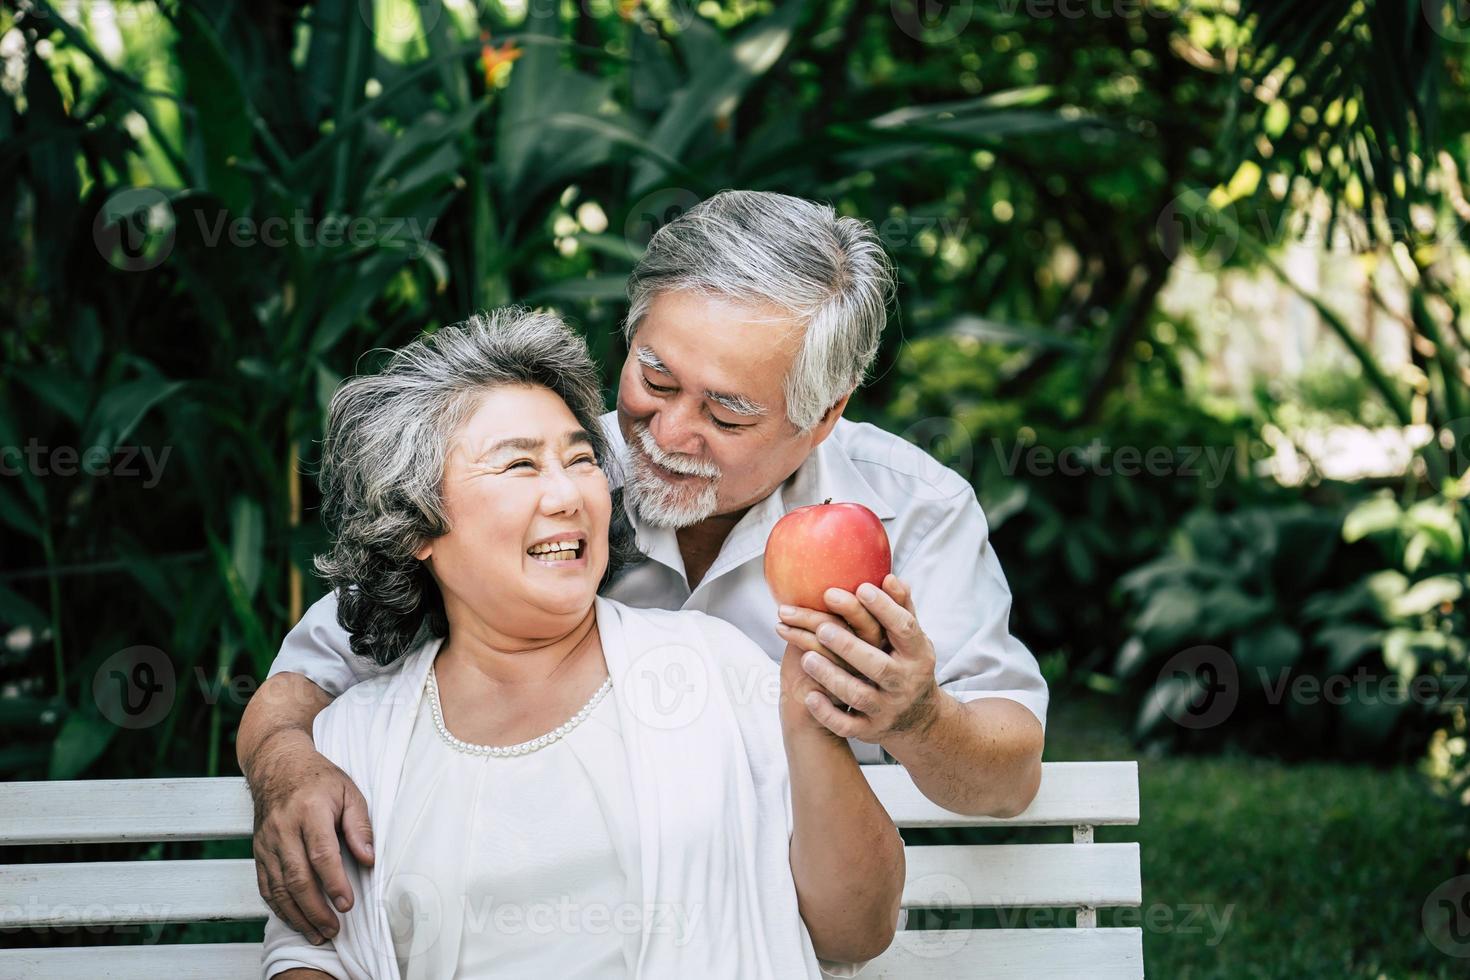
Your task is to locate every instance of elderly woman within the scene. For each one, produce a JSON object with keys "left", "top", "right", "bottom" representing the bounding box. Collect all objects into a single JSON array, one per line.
[{"left": 262, "top": 308, "right": 904, "bottom": 979}]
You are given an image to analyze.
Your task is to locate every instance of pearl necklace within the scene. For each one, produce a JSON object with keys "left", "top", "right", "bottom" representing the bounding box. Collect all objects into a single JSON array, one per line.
[{"left": 426, "top": 665, "right": 612, "bottom": 758}]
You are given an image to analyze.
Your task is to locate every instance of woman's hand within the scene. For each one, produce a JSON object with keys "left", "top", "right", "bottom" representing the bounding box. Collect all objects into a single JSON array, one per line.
[
  {"left": 779, "top": 642, "right": 848, "bottom": 741},
  {"left": 780, "top": 640, "right": 906, "bottom": 963}
]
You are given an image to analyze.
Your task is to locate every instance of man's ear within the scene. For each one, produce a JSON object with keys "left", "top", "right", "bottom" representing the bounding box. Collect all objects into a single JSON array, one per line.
[{"left": 808, "top": 390, "right": 853, "bottom": 448}]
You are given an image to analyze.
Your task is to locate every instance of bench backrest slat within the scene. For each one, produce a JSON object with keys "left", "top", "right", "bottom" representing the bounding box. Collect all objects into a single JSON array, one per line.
[
  {"left": 2, "top": 860, "right": 263, "bottom": 927},
  {"left": 0, "top": 779, "right": 254, "bottom": 845},
  {"left": 904, "top": 843, "right": 1142, "bottom": 908},
  {"left": 0, "top": 761, "right": 1140, "bottom": 845},
  {"left": 1, "top": 843, "right": 1143, "bottom": 929},
  {"left": 867, "top": 761, "right": 1140, "bottom": 827},
  {"left": 869, "top": 927, "right": 1145, "bottom": 979},
  {"left": 0, "top": 943, "right": 265, "bottom": 980}
]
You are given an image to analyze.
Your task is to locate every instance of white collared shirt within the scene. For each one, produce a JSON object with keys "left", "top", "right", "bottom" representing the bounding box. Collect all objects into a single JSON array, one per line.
[{"left": 268, "top": 413, "right": 1048, "bottom": 762}]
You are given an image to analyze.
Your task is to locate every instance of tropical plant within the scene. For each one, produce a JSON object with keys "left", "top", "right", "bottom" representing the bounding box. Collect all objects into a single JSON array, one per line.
[
  {"left": 1, "top": 0, "right": 1272, "bottom": 784},
  {"left": 1196, "top": 0, "right": 1470, "bottom": 492},
  {"left": 881, "top": 326, "right": 1269, "bottom": 675},
  {"left": 1107, "top": 0, "right": 1470, "bottom": 762}
]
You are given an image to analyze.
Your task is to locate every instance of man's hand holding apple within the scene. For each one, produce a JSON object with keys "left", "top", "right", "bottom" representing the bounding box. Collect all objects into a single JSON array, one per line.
[
  {"left": 766, "top": 500, "right": 941, "bottom": 744},
  {"left": 776, "top": 575, "right": 941, "bottom": 743}
]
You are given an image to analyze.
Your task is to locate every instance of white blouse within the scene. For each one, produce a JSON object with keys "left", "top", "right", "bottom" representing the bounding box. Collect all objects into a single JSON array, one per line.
[
  {"left": 383, "top": 670, "right": 635, "bottom": 979},
  {"left": 262, "top": 597, "right": 846, "bottom": 980}
]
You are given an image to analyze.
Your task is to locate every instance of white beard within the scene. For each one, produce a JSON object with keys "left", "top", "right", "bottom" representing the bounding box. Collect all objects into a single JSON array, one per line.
[{"left": 623, "top": 422, "right": 722, "bottom": 529}]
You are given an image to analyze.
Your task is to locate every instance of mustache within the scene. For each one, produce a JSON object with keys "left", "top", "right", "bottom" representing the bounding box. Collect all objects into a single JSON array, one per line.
[{"left": 631, "top": 423, "right": 721, "bottom": 479}]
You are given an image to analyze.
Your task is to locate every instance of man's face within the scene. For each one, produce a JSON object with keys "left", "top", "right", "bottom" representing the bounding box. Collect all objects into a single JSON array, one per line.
[{"left": 615, "top": 290, "right": 840, "bottom": 528}]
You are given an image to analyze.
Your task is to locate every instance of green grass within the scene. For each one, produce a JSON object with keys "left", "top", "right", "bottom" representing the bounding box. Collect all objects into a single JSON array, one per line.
[{"left": 1044, "top": 693, "right": 1468, "bottom": 979}]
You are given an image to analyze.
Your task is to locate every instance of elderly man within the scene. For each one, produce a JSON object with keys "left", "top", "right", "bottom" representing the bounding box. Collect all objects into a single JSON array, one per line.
[{"left": 239, "top": 190, "right": 1047, "bottom": 945}]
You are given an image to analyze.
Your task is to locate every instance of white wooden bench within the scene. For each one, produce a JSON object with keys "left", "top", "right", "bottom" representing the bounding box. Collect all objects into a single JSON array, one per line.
[{"left": 0, "top": 761, "right": 1143, "bottom": 979}]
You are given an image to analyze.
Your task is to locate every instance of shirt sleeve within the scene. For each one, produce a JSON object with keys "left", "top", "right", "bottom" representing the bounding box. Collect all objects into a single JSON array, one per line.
[
  {"left": 261, "top": 907, "right": 350, "bottom": 979},
  {"left": 265, "top": 590, "right": 371, "bottom": 699},
  {"left": 894, "top": 486, "right": 1049, "bottom": 733}
]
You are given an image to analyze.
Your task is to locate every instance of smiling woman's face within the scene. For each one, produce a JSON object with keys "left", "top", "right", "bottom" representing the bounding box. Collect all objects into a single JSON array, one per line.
[{"left": 416, "top": 384, "right": 611, "bottom": 640}]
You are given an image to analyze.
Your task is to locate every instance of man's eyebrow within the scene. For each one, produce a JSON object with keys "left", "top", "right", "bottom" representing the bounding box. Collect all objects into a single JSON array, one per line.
[
  {"left": 635, "top": 346, "right": 670, "bottom": 373},
  {"left": 477, "top": 430, "right": 592, "bottom": 458},
  {"left": 637, "top": 345, "right": 765, "bottom": 418},
  {"left": 705, "top": 390, "right": 767, "bottom": 418}
]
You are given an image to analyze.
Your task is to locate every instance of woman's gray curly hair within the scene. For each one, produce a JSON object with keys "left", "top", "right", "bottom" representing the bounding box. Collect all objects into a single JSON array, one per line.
[{"left": 314, "top": 307, "right": 640, "bottom": 666}]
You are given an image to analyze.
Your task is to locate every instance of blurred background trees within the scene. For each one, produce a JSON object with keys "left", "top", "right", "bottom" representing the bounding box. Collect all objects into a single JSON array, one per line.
[{"left": 3, "top": 0, "right": 1469, "bottom": 973}]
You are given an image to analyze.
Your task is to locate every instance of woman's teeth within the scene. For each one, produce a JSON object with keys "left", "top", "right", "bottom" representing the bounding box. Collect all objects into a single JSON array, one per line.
[{"left": 528, "top": 540, "right": 582, "bottom": 560}]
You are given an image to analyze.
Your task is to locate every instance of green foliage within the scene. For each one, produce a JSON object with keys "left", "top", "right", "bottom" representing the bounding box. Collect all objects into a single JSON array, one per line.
[
  {"left": 1, "top": 0, "right": 1466, "bottom": 798},
  {"left": 1116, "top": 492, "right": 1467, "bottom": 758},
  {"left": 0, "top": 0, "right": 1258, "bottom": 782},
  {"left": 882, "top": 326, "right": 1266, "bottom": 673},
  {"left": 1232, "top": 0, "right": 1447, "bottom": 243},
  {"left": 1090, "top": 0, "right": 1470, "bottom": 773},
  {"left": 1342, "top": 492, "right": 1470, "bottom": 834}
]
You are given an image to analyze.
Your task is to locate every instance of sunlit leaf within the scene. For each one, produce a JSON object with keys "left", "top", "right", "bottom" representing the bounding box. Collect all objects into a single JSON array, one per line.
[{"left": 1390, "top": 575, "right": 1464, "bottom": 618}]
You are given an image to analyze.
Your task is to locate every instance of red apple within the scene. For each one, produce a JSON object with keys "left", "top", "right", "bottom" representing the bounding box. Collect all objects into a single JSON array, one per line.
[{"left": 764, "top": 499, "right": 892, "bottom": 612}]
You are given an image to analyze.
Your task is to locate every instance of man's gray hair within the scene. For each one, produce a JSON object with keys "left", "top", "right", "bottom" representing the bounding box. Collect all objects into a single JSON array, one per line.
[
  {"left": 624, "top": 190, "right": 895, "bottom": 431},
  {"left": 315, "top": 307, "right": 638, "bottom": 665}
]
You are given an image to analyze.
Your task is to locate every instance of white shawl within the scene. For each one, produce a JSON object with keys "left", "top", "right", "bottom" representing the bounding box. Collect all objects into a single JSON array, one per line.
[{"left": 262, "top": 596, "right": 840, "bottom": 979}]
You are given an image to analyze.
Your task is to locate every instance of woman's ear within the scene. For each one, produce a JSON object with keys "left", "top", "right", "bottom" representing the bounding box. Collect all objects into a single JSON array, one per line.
[{"left": 414, "top": 540, "right": 432, "bottom": 561}]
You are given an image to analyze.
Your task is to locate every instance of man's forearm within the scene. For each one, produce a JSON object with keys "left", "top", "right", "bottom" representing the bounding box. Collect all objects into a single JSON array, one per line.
[
  {"left": 237, "top": 672, "right": 333, "bottom": 778},
  {"left": 785, "top": 722, "right": 905, "bottom": 962},
  {"left": 882, "top": 694, "right": 1043, "bottom": 818}
]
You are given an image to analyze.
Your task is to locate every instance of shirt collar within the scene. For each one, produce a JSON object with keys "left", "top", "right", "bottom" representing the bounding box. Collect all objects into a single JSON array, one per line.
[
  {"left": 777, "top": 421, "right": 897, "bottom": 521},
  {"left": 709, "top": 423, "right": 896, "bottom": 571}
]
